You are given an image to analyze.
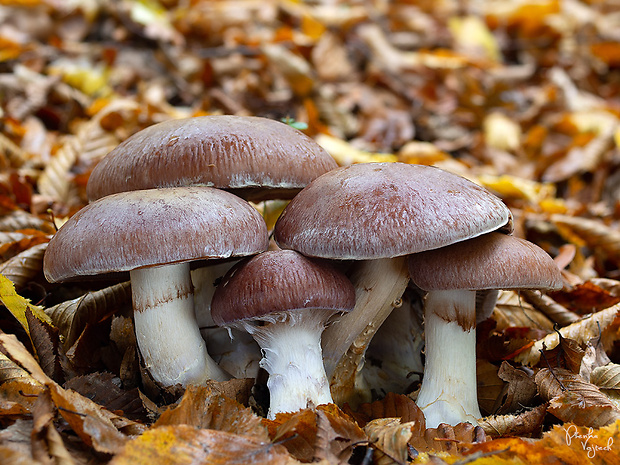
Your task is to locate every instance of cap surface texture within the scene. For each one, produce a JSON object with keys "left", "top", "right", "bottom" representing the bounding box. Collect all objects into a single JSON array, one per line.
[
  {"left": 44, "top": 186, "right": 269, "bottom": 281},
  {"left": 211, "top": 250, "right": 355, "bottom": 325},
  {"left": 408, "top": 232, "right": 564, "bottom": 291},
  {"left": 274, "top": 162, "right": 512, "bottom": 260},
  {"left": 86, "top": 115, "right": 338, "bottom": 201}
]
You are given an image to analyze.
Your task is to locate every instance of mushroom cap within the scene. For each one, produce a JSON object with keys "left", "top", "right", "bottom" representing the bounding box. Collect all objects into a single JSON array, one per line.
[
  {"left": 86, "top": 115, "right": 338, "bottom": 202},
  {"left": 44, "top": 186, "right": 269, "bottom": 282},
  {"left": 274, "top": 162, "right": 512, "bottom": 260},
  {"left": 408, "top": 232, "right": 564, "bottom": 291},
  {"left": 211, "top": 250, "right": 356, "bottom": 325}
]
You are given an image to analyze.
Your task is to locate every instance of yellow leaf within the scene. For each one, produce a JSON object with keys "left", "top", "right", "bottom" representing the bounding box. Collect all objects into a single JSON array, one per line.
[
  {"left": 0, "top": 273, "right": 52, "bottom": 333},
  {"left": 449, "top": 15, "right": 501, "bottom": 62},
  {"left": 477, "top": 173, "right": 556, "bottom": 205},
  {"left": 315, "top": 134, "right": 397, "bottom": 166}
]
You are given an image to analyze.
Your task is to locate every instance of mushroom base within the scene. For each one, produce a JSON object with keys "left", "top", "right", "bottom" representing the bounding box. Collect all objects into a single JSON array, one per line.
[
  {"left": 236, "top": 310, "right": 335, "bottom": 420},
  {"left": 416, "top": 289, "right": 481, "bottom": 428},
  {"left": 131, "top": 263, "right": 229, "bottom": 387}
]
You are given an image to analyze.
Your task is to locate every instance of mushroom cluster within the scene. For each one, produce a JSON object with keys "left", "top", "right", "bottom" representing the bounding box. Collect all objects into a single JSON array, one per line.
[{"left": 44, "top": 115, "right": 564, "bottom": 428}]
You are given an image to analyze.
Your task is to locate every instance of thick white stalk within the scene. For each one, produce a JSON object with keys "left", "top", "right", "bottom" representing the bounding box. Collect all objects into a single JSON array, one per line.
[
  {"left": 131, "top": 263, "right": 229, "bottom": 386},
  {"left": 416, "top": 289, "right": 481, "bottom": 428},
  {"left": 322, "top": 256, "right": 410, "bottom": 378},
  {"left": 239, "top": 311, "right": 333, "bottom": 420}
]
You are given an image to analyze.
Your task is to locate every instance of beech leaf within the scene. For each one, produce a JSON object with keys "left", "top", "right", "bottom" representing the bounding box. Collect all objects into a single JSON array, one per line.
[{"left": 109, "top": 425, "right": 299, "bottom": 465}]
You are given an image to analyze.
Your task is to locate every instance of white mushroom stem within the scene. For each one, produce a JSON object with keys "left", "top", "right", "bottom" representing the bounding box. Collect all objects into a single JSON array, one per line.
[
  {"left": 236, "top": 310, "right": 334, "bottom": 420},
  {"left": 130, "top": 262, "right": 229, "bottom": 386},
  {"left": 321, "top": 257, "right": 410, "bottom": 405},
  {"left": 416, "top": 289, "right": 481, "bottom": 428}
]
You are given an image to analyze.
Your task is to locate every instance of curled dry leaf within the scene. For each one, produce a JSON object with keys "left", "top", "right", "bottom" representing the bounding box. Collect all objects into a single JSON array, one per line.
[
  {"left": 492, "top": 290, "right": 555, "bottom": 332},
  {"left": 109, "top": 425, "right": 299, "bottom": 465},
  {"left": 0, "top": 333, "right": 138, "bottom": 454},
  {"left": 30, "top": 388, "right": 75, "bottom": 465},
  {"left": 535, "top": 368, "right": 620, "bottom": 428},
  {"left": 0, "top": 350, "right": 44, "bottom": 411},
  {"left": 552, "top": 214, "right": 620, "bottom": 267},
  {"left": 476, "top": 360, "right": 504, "bottom": 416},
  {"left": 0, "top": 242, "right": 47, "bottom": 289},
  {"left": 364, "top": 418, "right": 414, "bottom": 465},
  {"left": 0, "top": 230, "right": 51, "bottom": 264},
  {"left": 514, "top": 303, "right": 620, "bottom": 366},
  {"left": 45, "top": 281, "right": 131, "bottom": 350},
  {"left": 494, "top": 362, "right": 538, "bottom": 415},
  {"left": 538, "top": 333, "right": 585, "bottom": 373},
  {"left": 521, "top": 290, "right": 580, "bottom": 327},
  {"left": 591, "top": 364, "right": 620, "bottom": 390},
  {"left": 64, "top": 372, "right": 149, "bottom": 423},
  {"left": 314, "top": 407, "right": 368, "bottom": 464},
  {"left": 155, "top": 383, "right": 265, "bottom": 440},
  {"left": 0, "top": 210, "right": 56, "bottom": 234},
  {"left": 479, "top": 403, "right": 547, "bottom": 438},
  {"left": 264, "top": 404, "right": 364, "bottom": 463},
  {"left": 25, "top": 308, "right": 64, "bottom": 383},
  {"left": 550, "top": 280, "right": 620, "bottom": 315}
]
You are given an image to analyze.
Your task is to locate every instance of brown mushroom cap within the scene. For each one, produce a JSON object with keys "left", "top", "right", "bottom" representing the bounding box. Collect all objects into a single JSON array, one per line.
[
  {"left": 408, "top": 232, "right": 564, "bottom": 291},
  {"left": 211, "top": 250, "right": 356, "bottom": 325},
  {"left": 86, "top": 115, "right": 338, "bottom": 202},
  {"left": 274, "top": 162, "right": 512, "bottom": 260},
  {"left": 44, "top": 186, "right": 269, "bottom": 282}
]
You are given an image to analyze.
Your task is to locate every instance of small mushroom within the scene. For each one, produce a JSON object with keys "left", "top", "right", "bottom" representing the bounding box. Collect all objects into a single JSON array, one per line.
[
  {"left": 273, "top": 162, "right": 512, "bottom": 404},
  {"left": 43, "top": 186, "right": 269, "bottom": 388},
  {"left": 210, "top": 250, "right": 355, "bottom": 419},
  {"left": 408, "top": 232, "right": 564, "bottom": 428}
]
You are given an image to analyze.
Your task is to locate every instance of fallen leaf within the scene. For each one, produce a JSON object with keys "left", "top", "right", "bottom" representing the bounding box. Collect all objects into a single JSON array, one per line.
[
  {"left": 110, "top": 425, "right": 299, "bottom": 465},
  {"left": 536, "top": 368, "right": 620, "bottom": 428}
]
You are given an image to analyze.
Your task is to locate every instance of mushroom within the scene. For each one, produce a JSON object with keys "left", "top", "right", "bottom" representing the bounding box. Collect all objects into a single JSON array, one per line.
[
  {"left": 407, "top": 231, "right": 564, "bottom": 428},
  {"left": 273, "top": 162, "right": 512, "bottom": 404},
  {"left": 85, "top": 115, "right": 338, "bottom": 378},
  {"left": 43, "top": 186, "right": 269, "bottom": 387},
  {"left": 86, "top": 115, "right": 338, "bottom": 202},
  {"left": 210, "top": 250, "right": 355, "bottom": 419}
]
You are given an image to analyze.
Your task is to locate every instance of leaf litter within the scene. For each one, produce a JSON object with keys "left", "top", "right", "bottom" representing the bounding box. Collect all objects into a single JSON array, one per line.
[{"left": 1, "top": 0, "right": 620, "bottom": 463}]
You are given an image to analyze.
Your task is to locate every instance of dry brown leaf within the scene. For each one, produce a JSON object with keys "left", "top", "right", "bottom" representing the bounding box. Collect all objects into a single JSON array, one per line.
[
  {"left": 0, "top": 420, "right": 40, "bottom": 464},
  {"left": 521, "top": 290, "right": 580, "bottom": 326},
  {"left": 536, "top": 368, "right": 620, "bottom": 427},
  {"left": 591, "top": 364, "right": 620, "bottom": 390},
  {"left": 0, "top": 242, "right": 47, "bottom": 289},
  {"left": 314, "top": 404, "right": 367, "bottom": 464},
  {"left": 25, "top": 308, "right": 64, "bottom": 383},
  {"left": 476, "top": 360, "right": 504, "bottom": 416},
  {"left": 263, "top": 404, "right": 363, "bottom": 463},
  {"left": 410, "top": 422, "right": 487, "bottom": 455},
  {"left": 0, "top": 211, "right": 56, "bottom": 234},
  {"left": 494, "top": 362, "right": 538, "bottom": 415},
  {"left": 64, "top": 372, "right": 149, "bottom": 422},
  {"left": 514, "top": 304, "right": 620, "bottom": 366},
  {"left": 155, "top": 383, "right": 265, "bottom": 440},
  {"left": 538, "top": 333, "right": 586, "bottom": 373},
  {"left": 466, "top": 419, "right": 620, "bottom": 465},
  {"left": 551, "top": 280, "right": 620, "bottom": 315},
  {"left": 364, "top": 418, "right": 414, "bottom": 465},
  {"left": 348, "top": 392, "right": 425, "bottom": 428},
  {"left": 110, "top": 425, "right": 300, "bottom": 465},
  {"left": 0, "top": 332, "right": 139, "bottom": 454},
  {"left": 492, "top": 291, "right": 556, "bottom": 332},
  {"left": 37, "top": 100, "right": 137, "bottom": 206},
  {"left": 45, "top": 281, "right": 131, "bottom": 351},
  {"left": 552, "top": 214, "right": 620, "bottom": 267},
  {"left": 30, "top": 389, "right": 75, "bottom": 465},
  {"left": 479, "top": 403, "right": 547, "bottom": 438}
]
